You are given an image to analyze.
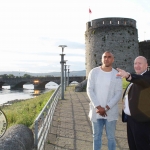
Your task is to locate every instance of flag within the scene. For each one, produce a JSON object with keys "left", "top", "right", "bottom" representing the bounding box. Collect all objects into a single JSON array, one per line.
[{"left": 89, "top": 8, "right": 92, "bottom": 14}]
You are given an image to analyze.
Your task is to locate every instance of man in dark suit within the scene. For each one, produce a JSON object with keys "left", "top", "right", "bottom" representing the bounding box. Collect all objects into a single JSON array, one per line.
[{"left": 116, "top": 56, "right": 150, "bottom": 150}]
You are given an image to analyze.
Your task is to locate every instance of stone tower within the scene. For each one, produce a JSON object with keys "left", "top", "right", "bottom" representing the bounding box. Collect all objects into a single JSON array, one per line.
[
  {"left": 85, "top": 17, "right": 139, "bottom": 77},
  {"left": 139, "top": 40, "right": 150, "bottom": 66}
]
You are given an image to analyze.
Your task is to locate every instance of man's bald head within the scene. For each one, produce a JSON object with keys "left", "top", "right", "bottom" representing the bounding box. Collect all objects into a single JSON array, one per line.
[
  {"left": 134, "top": 56, "right": 148, "bottom": 74},
  {"left": 101, "top": 51, "right": 114, "bottom": 68},
  {"left": 134, "top": 56, "right": 147, "bottom": 63},
  {"left": 102, "top": 51, "right": 114, "bottom": 58}
]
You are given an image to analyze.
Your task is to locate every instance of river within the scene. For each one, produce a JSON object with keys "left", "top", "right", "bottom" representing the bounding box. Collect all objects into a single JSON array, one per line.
[{"left": 0, "top": 82, "right": 59, "bottom": 105}]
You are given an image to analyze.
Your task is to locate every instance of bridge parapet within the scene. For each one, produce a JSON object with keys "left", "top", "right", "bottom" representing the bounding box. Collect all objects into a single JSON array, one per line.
[{"left": 0, "top": 76, "right": 85, "bottom": 90}]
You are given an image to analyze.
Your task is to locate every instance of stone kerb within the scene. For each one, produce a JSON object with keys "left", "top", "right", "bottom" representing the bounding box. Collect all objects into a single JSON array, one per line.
[{"left": 0, "top": 124, "right": 34, "bottom": 150}]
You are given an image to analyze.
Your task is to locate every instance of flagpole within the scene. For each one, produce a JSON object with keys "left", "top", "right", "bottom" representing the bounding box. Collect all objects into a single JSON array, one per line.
[{"left": 89, "top": 8, "right": 92, "bottom": 22}]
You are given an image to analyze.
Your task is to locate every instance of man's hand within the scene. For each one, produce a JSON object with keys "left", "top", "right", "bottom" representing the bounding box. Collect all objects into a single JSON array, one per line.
[
  {"left": 116, "top": 68, "right": 131, "bottom": 80},
  {"left": 96, "top": 106, "right": 107, "bottom": 117},
  {"left": 105, "top": 105, "right": 110, "bottom": 111}
]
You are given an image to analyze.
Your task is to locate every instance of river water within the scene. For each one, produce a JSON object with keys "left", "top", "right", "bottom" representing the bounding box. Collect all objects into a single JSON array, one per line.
[{"left": 0, "top": 82, "right": 59, "bottom": 105}]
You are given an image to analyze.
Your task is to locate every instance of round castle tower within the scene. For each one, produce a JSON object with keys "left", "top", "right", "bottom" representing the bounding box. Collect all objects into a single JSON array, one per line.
[{"left": 85, "top": 17, "right": 139, "bottom": 77}]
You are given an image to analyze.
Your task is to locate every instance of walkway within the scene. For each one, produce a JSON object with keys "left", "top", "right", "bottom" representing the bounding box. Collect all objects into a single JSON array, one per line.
[{"left": 44, "top": 86, "right": 129, "bottom": 150}]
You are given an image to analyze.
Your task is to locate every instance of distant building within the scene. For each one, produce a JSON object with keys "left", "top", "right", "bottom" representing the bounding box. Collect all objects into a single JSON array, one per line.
[{"left": 139, "top": 40, "right": 150, "bottom": 66}]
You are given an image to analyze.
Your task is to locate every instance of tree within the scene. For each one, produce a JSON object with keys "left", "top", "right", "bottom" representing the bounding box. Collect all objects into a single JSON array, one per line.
[
  {"left": 23, "top": 74, "right": 31, "bottom": 78},
  {"left": 0, "top": 74, "right": 8, "bottom": 78},
  {"left": 8, "top": 74, "right": 15, "bottom": 78}
]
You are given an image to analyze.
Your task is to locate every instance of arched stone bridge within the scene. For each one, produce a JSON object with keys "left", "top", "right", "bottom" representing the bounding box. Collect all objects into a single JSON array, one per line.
[{"left": 0, "top": 76, "right": 86, "bottom": 90}]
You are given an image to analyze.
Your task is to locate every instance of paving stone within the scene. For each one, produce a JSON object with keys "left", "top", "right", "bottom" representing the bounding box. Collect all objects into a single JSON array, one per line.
[{"left": 44, "top": 86, "right": 129, "bottom": 150}]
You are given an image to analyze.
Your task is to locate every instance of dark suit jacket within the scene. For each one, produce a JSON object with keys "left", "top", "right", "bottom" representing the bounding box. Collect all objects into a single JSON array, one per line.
[{"left": 127, "top": 71, "right": 150, "bottom": 122}]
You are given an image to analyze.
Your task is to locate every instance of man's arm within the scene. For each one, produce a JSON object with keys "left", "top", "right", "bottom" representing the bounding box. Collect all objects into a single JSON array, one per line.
[
  {"left": 87, "top": 69, "right": 100, "bottom": 107},
  {"left": 106, "top": 77, "right": 122, "bottom": 109},
  {"left": 116, "top": 68, "right": 150, "bottom": 88},
  {"left": 87, "top": 69, "right": 108, "bottom": 117}
]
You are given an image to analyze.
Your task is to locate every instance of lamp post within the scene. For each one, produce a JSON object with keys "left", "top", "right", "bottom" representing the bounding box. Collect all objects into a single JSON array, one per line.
[
  {"left": 64, "top": 61, "right": 67, "bottom": 91},
  {"left": 59, "top": 45, "right": 67, "bottom": 100},
  {"left": 67, "top": 65, "right": 70, "bottom": 86}
]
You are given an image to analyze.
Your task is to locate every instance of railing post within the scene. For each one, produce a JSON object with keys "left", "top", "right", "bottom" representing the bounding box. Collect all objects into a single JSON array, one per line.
[{"left": 34, "top": 120, "right": 38, "bottom": 149}]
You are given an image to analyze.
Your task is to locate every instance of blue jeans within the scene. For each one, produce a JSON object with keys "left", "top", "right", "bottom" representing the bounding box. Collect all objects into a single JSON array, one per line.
[{"left": 92, "top": 119, "right": 117, "bottom": 150}]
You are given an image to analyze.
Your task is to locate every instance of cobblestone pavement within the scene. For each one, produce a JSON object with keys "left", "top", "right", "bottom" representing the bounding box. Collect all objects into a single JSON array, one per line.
[{"left": 44, "top": 86, "right": 129, "bottom": 150}]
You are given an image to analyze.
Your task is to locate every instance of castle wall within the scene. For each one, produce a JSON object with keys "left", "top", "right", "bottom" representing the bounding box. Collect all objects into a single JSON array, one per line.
[
  {"left": 139, "top": 41, "right": 150, "bottom": 66},
  {"left": 85, "top": 17, "right": 139, "bottom": 77}
]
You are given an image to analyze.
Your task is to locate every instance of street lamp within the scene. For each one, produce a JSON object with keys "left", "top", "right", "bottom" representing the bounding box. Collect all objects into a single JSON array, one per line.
[
  {"left": 64, "top": 60, "right": 68, "bottom": 91},
  {"left": 59, "top": 45, "right": 67, "bottom": 100},
  {"left": 67, "top": 65, "right": 70, "bottom": 86}
]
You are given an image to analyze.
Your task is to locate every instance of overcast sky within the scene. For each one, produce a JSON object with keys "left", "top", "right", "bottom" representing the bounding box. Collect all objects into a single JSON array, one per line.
[{"left": 0, "top": 0, "right": 150, "bottom": 73}]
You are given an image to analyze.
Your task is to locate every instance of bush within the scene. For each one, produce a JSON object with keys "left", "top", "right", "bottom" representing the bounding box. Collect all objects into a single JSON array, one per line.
[{"left": 122, "top": 78, "right": 130, "bottom": 89}]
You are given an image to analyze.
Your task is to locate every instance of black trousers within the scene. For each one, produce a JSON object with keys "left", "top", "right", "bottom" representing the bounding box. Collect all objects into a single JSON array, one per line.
[{"left": 127, "top": 116, "right": 150, "bottom": 150}]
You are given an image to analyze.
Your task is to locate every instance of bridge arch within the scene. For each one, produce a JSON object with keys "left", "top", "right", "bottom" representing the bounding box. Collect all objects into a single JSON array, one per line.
[{"left": 0, "top": 76, "right": 85, "bottom": 90}]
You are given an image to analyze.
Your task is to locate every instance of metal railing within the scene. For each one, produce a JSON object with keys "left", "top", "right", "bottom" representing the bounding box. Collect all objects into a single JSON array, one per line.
[{"left": 33, "top": 85, "right": 61, "bottom": 150}]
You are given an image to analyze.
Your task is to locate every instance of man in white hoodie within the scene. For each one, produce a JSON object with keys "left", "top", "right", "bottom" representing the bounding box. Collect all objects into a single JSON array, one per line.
[{"left": 87, "top": 51, "right": 122, "bottom": 150}]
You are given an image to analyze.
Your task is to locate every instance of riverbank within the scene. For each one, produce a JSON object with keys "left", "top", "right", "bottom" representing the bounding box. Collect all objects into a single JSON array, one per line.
[
  {"left": 0, "top": 99, "right": 29, "bottom": 107},
  {"left": 1, "top": 90, "right": 55, "bottom": 129},
  {"left": 0, "top": 83, "right": 59, "bottom": 105},
  {"left": 0, "top": 90, "right": 48, "bottom": 107},
  {"left": 0, "top": 89, "right": 52, "bottom": 107}
]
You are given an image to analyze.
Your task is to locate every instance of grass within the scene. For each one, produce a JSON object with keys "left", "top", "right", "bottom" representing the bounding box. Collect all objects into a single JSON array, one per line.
[
  {"left": 122, "top": 78, "right": 130, "bottom": 89},
  {"left": 1, "top": 90, "right": 54, "bottom": 129}
]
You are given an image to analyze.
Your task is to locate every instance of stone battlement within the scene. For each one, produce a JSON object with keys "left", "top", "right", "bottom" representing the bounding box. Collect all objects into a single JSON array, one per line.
[{"left": 86, "top": 17, "right": 136, "bottom": 30}]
